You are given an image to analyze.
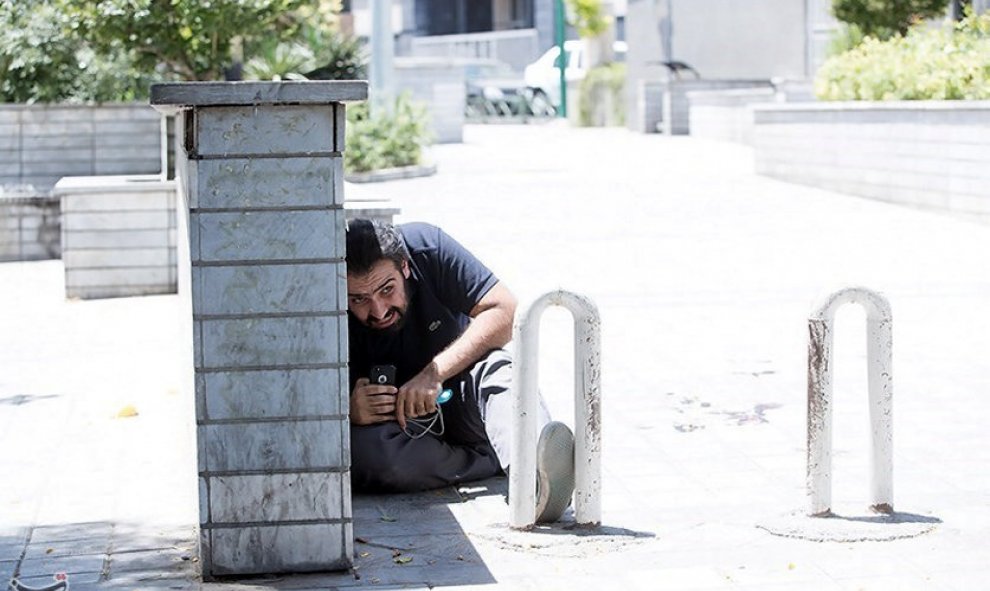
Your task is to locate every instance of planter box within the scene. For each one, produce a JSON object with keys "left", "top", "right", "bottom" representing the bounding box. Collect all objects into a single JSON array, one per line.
[
  {"left": 54, "top": 175, "right": 177, "bottom": 299},
  {"left": 753, "top": 101, "right": 990, "bottom": 218}
]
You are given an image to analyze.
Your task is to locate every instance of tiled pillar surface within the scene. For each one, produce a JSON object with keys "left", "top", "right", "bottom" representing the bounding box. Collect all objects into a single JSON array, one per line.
[{"left": 152, "top": 82, "right": 367, "bottom": 578}]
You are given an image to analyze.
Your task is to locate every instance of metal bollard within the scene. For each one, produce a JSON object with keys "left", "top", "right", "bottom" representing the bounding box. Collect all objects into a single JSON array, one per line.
[
  {"left": 509, "top": 289, "right": 602, "bottom": 529},
  {"left": 807, "top": 287, "right": 893, "bottom": 517}
]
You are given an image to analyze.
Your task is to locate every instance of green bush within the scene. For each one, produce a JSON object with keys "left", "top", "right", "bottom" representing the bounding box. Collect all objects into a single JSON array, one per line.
[
  {"left": 243, "top": 28, "right": 367, "bottom": 82},
  {"left": 827, "top": 23, "right": 869, "bottom": 55},
  {"left": 345, "top": 94, "right": 433, "bottom": 174},
  {"left": 578, "top": 62, "right": 626, "bottom": 127},
  {"left": 815, "top": 11, "right": 990, "bottom": 100},
  {"left": 1, "top": 0, "right": 342, "bottom": 103},
  {"left": 302, "top": 29, "right": 367, "bottom": 81},
  {"left": 244, "top": 41, "right": 313, "bottom": 81}
]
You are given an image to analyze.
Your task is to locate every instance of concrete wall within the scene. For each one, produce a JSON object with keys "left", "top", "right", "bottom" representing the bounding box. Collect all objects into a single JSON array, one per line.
[
  {"left": 669, "top": 0, "right": 808, "bottom": 80},
  {"left": 394, "top": 57, "right": 465, "bottom": 143},
  {"left": 754, "top": 101, "right": 990, "bottom": 218},
  {"left": 0, "top": 193, "right": 60, "bottom": 262},
  {"left": 0, "top": 104, "right": 162, "bottom": 191},
  {"left": 55, "top": 175, "right": 177, "bottom": 299}
]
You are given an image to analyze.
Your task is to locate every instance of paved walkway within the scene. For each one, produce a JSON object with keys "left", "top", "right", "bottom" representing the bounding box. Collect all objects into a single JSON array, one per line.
[{"left": 2, "top": 123, "right": 989, "bottom": 590}]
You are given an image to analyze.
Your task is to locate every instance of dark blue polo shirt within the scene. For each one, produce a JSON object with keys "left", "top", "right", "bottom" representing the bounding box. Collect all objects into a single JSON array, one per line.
[{"left": 348, "top": 223, "right": 499, "bottom": 388}]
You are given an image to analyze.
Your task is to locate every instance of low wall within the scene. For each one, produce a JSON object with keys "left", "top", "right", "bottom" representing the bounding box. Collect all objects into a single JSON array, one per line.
[
  {"left": 631, "top": 79, "right": 772, "bottom": 135},
  {"left": 631, "top": 80, "right": 665, "bottom": 134},
  {"left": 0, "top": 104, "right": 163, "bottom": 191},
  {"left": 687, "top": 81, "right": 817, "bottom": 145},
  {"left": 753, "top": 101, "right": 990, "bottom": 218},
  {"left": 0, "top": 191, "right": 60, "bottom": 262},
  {"left": 55, "top": 175, "right": 177, "bottom": 299},
  {"left": 394, "top": 58, "right": 465, "bottom": 143},
  {"left": 687, "top": 87, "right": 776, "bottom": 144},
  {"left": 662, "top": 80, "right": 773, "bottom": 135}
]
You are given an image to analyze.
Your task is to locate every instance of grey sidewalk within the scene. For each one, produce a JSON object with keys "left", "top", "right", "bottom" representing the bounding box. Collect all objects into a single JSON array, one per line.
[{"left": 2, "top": 123, "right": 989, "bottom": 590}]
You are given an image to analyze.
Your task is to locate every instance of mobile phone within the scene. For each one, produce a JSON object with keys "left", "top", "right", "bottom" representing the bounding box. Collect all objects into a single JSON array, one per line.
[{"left": 370, "top": 365, "right": 396, "bottom": 386}]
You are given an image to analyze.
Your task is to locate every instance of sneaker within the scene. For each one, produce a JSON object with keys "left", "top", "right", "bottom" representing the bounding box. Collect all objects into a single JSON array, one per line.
[{"left": 535, "top": 421, "right": 575, "bottom": 523}]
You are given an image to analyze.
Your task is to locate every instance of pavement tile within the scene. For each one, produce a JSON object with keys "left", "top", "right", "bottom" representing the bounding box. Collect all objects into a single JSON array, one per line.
[
  {"left": 0, "top": 561, "right": 17, "bottom": 589},
  {"left": 23, "top": 539, "right": 110, "bottom": 561},
  {"left": 13, "top": 556, "right": 106, "bottom": 585}
]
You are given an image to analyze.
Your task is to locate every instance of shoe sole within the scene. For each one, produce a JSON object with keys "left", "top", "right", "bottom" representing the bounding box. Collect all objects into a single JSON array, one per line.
[{"left": 535, "top": 421, "right": 575, "bottom": 523}]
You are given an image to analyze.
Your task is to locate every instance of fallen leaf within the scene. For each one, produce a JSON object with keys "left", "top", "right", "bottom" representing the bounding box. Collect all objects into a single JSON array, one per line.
[
  {"left": 380, "top": 515, "right": 397, "bottom": 523},
  {"left": 355, "top": 537, "right": 369, "bottom": 544},
  {"left": 359, "top": 551, "right": 370, "bottom": 558},
  {"left": 391, "top": 549, "right": 402, "bottom": 558},
  {"left": 116, "top": 405, "right": 139, "bottom": 418},
  {"left": 393, "top": 556, "right": 413, "bottom": 565},
  {"left": 46, "top": 548, "right": 54, "bottom": 554}
]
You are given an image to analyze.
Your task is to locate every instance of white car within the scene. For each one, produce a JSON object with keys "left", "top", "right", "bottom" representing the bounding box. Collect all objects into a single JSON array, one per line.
[{"left": 523, "top": 40, "right": 627, "bottom": 109}]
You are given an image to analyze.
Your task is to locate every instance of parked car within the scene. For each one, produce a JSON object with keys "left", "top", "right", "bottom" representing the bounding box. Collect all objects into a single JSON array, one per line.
[{"left": 524, "top": 40, "right": 628, "bottom": 109}]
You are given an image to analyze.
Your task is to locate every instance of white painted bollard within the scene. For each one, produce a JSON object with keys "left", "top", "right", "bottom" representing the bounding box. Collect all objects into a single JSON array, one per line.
[
  {"left": 807, "top": 287, "right": 893, "bottom": 517},
  {"left": 509, "top": 290, "right": 602, "bottom": 529}
]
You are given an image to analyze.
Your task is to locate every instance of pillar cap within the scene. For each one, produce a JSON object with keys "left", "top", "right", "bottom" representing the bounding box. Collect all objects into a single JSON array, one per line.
[{"left": 150, "top": 81, "right": 368, "bottom": 114}]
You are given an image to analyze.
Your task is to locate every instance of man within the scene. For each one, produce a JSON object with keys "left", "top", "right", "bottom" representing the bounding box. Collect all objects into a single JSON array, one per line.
[{"left": 345, "top": 218, "right": 574, "bottom": 523}]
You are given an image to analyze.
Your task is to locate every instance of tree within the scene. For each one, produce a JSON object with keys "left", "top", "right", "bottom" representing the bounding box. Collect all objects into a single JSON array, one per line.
[
  {"left": 59, "top": 0, "right": 337, "bottom": 82},
  {"left": 832, "top": 0, "right": 950, "bottom": 39},
  {"left": 0, "top": 1, "right": 82, "bottom": 102},
  {"left": 1, "top": 0, "right": 346, "bottom": 103}
]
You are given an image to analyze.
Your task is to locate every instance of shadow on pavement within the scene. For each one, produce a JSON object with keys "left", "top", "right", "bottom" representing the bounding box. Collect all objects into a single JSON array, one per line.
[
  {"left": 346, "top": 484, "right": 498, "bottom": 588},
  {"left": 0, "top": 395, "right": 60, "bottom": 407},
  {"left": 826, "top": 511, "right": 942, "bottom": 525}
]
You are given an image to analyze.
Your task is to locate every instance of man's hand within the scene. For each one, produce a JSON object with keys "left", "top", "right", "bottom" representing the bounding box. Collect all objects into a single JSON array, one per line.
[
  {"left": 396, "top": 364, "right": 442, "bottom": 429},
  {"left": 350, "top": 377, "right": 398, "bottom": 425}
]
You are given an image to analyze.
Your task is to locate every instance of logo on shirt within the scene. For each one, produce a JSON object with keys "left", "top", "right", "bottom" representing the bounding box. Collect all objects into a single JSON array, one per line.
[{"left": 428, "top": 320, "right": 442, "bottom": 332}]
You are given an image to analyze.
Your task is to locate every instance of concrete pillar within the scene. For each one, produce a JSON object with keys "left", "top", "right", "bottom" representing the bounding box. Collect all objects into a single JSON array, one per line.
[{"left": 151, "top": 81, "right": 368, "bottom": 578}]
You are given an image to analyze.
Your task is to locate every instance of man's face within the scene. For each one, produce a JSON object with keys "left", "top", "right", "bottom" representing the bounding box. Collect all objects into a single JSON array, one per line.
[{"left": 347, "top": 258, "right": 411, "bottom": 331}]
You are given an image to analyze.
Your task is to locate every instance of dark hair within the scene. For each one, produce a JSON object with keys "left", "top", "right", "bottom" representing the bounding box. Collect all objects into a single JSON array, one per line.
[{"left": 345, "top": 218, "right": 408, "bottom": 275}]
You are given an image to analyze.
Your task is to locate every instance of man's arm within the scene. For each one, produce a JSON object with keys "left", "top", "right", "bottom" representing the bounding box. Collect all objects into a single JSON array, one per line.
[{"left": 395, "top": 281, "right": 517, "bottom": 428}]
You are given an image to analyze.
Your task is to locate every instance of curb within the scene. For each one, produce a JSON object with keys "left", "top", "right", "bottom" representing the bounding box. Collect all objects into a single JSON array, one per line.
[{"left": 345, "top": 163, "right": 438, "bottom": 184}]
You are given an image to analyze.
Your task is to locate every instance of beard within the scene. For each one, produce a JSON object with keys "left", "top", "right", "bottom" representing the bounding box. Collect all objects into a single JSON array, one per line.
[{"left": 366, "top": 305, "right": 407, "bottom": 333}]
